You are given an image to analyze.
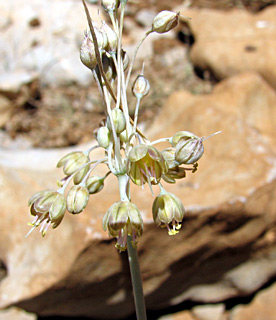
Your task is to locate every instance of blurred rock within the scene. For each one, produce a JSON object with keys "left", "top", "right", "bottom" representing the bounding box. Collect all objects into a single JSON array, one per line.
[
  {"left": 0, "top": 0, "right": 100, "bottom": 86},
  {"left": 159, "top": 310, "right": 195, "bottom": 320},
  {"left": 192, "top": 304, "right": 225, "bottom": 320},
  {"left": 0, "top": 307, "right": 36, "bottom": 320},
  {"left": 0, "top": 72, "right": 276, "bottom": 319},
  {"left": 135, "top": 9, "right": 156, "bottom": 28},
  {"left": 178, "top": 5, "right": 276, "bottom": 89},
  {"left": 230, "top": 282, "right": 276, "bottom": 320}
]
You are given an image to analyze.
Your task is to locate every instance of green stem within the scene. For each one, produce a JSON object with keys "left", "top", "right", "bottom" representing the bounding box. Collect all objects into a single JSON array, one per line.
[{"left": 127, "top": 236, "right": 147, "bottom": 320}]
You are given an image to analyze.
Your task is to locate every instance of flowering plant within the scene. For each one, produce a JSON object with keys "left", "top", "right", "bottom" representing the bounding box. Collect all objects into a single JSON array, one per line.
[{"left": 27, "top": 1, "right": 219, "bottom": 318}]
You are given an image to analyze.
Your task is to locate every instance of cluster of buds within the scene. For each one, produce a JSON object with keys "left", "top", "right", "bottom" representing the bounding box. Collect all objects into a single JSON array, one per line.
[{"left": 27, "top": 0, "right": 218, "bottom": 251}]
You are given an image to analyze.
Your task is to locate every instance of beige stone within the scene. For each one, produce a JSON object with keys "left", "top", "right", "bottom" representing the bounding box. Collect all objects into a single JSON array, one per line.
[
  {"left": 230, "top": 282, "right": 276, "bottom": 320},
  {"left": 0, "top": 73, "right": 276, "bottom": 318},
  {"left": 0, "top": 307, "right": 36, "bottom": 320},
  {"left": 177, "top": 6, "right": 276, "bottom": 89},
  {"left": 192, "top": 304, "right": 225, "bottom": 320}
]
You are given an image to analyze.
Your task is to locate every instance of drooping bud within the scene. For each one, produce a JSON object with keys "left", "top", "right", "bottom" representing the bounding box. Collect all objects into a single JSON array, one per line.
[
  {"left": 80, "top": 32, "right": 97, "bottom": 70},
  {"left": 27, "top": 190, "right": 66, "bottom": 236},
  {"left": 103, "top": 200, "right": 143, "bottom": 251},
  {"left": 101, "top": 53, "right": 116, "bottom": 81},
  {"left": 97, "top": 126, "right": 111, "bottom": 148},
  {"left": 102, "top": 0, "right": 119, "bottom": 12},
  {"left": 152, "top": 191, "right": 185, "bottom": 235},
  {"left": 152, "top": 11, "right": 179, "bottom": 34},
  {"left": 161, "top": 147, "right": 186, "bottom": 183},
  {"left": 108, "top": 108, "right": 126, "bottom": 134},
  {"left": 86, "top": 175, "right": 104, "bottom": 194},
  {"left": 66, "top": 185, "right": 89, "bottom": 214},
  {"left": 175, "top": 136, "right": 204, "bottom": 165},
  {"left": 57, "top": 151, "right": 90, "bottom": 185},
  {"left": 132, "top": 74, "right": 150, "bottom": 100}
]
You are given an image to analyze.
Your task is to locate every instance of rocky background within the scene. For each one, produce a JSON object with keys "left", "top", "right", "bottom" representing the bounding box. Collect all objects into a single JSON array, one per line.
[{"left": 1, "top": 0, "right": 276, "bottom": 319}]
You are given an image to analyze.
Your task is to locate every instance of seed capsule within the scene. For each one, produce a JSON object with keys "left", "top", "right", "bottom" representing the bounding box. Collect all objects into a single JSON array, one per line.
[
  {"left": 97, "top": 126, "right": 111, "bottom": 148},
  {"left": 132, "top": 74, "right": 150, "bottom": 99}
]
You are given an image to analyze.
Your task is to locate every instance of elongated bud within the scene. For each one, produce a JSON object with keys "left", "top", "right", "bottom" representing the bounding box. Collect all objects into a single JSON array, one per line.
[
  {"left": 171, "top": 131, "right": 196, "bottom": 147},
  {"left": 80, "top": 33, "right": 97, "bottom": 70},
  {"left": 102, "top": 22, "right": 118, "bottom": 53},
  {"left": 86, "top": 175, "right": 104, "bottom": 194},
  {"left": 132, "top": 74, "right": 150, "bottom": 99},
  {"left": 97, "top": 126, "right": 111, "bottom": 148},
  {"left": 109, "top": 108, "right": 126, "bottom": 134},
  {"left": 152, "top": 11, "right": 179, "bottom": 34},
  {"left": 66, "top": 185, "right": 89, "bottom": 214}
]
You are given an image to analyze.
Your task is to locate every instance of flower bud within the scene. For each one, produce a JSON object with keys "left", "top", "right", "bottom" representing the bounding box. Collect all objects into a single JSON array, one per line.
[
  {"left": 97, "top": 126, "right": 111, "bottom": 148},
  {"left": 102, "top": 22, "right": 118, "bottom": 53},
  {"left": 108, "top": 108, "right": 126, "bottom": 134},
  {"left": 86, "top": 175, "right": 104, "bottom": 194},
  {"left": 102, "top": 0, "right": 119, "bottom": 12},
  {"left": 28, "top": 190, "right": 66, "bottom": 236},
  {"left": 175, "top": 136, "right": 204, "bottom": 165},
  {"left": 152, "top": 192, "right": 184, "bottom": 235},
  {"left": 80, "top": 33, "right": 97, "bottom": 70},
  {"left": 132, "top": 74, "right": 150, "bottom": 99},
  {"left": 152, "top": 11, "right": 179, "bottom": 34},
  {"left": 171, "top": 131, "right": 196, "bottom": 147},
  {"left": 103, "top": 200, "right": 143, "bottom": 251},
  {"left": 57, "top": 151, "right": 90, "bottom": 184},
  {"left": 66, "top": 185, "right": 89, "bottom": 214}
]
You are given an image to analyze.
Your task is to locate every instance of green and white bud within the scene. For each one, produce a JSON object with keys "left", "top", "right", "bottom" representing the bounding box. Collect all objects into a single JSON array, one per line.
[
  {"left": 132, "top": 74, "right": 150, "bottom": 99},
  {"left": 86, "top": 175, "right": 104, "bottom": 194},
  {"left": 152, "top": 10, "right": 179, "bottom": 34},
  {"left": 66, "top": 185, "right": 89, "bottom": 214},
  {"left": 97, "top": 126, "right": 111, "bottom": 148},
  {"left": 109, "top": 108, "right": 126, "bottom": 134},
  {"left": 80, "top": 33, "right": 97, "bottom": 70},
  {"left": 152, "top": 191, "right": 185, "bottom": 235},
  {"left": 103, "top": 200, "right": 143, "bottom": 251},
  {"left": 28, "top": 190, "right": 66, "bottom": 236},
  {"left": 175, "top": 136, "right": 204, "bottom": 165},
  {"left": 57, "top": 151, "right": 90, "bottom": 178}
]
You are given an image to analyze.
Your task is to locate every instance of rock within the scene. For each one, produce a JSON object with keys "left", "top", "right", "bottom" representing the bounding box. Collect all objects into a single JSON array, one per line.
[
  {"left": 230, "top": 282, "right": 276, "bottom": 320},
  {"left": 177, "top": 5, "right": 276, "bottom": 89},
  {"left": 0, "top": 72, "right": 276, "bottom": 319},
  {"left": 159, "top": 310, "right": 195, "bottom": 320},
  {"left": 0, "top": 307, "right": 36, "bottom": 320},
  {"left": 192, "top": 304, "right": 225, "bottom": 320},
  {"left": 0, "top": 0, "right": 100, "bottom": 86},
  {"left": 135, "top": 9, "right": 156, "bottom": 28}
]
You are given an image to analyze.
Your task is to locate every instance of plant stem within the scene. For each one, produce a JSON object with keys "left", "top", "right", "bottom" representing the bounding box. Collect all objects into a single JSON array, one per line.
[{"left": 127, "top": 236, "right": 147, "bottom": 320}]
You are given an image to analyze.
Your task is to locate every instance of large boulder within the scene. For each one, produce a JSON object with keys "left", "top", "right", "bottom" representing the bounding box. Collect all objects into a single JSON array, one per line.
[
  {"left": 178, "top": 5, "right": 276, "bottom": 89},
  {"left": 0, "top": 72, "right": 276, "bottom": 319}
]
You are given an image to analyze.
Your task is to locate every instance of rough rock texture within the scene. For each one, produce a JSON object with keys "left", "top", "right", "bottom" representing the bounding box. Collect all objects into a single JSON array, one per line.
[
  {"left": 0, "top": 71, "right": 276, "bottom": 319},
  {"left": 178, "top": 5, "right": 276, "bottom": 89},
  {"left": 230, "top": 282, "right": 276, "bottom": 320}
]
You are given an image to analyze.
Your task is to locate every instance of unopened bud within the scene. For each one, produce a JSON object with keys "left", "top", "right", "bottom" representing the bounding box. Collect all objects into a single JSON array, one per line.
[
  {"left": 132, "top": 74, "right": 150, "bottom": 99},
  {"left": 86, "top": 175, "right": 104, "bottom": 194},
  {"left": 102, "top": 22, "right": 118, "bottom": 53},
  {"left": 175, "top": 136, "right": 204, "bottom": 165},
  {"left": 109, "top": 108, "right": 126, "bottom": 134},
  {"left": 66, "top": 185, "right": 89, "bottom": 214},
  {"left": 80, "top": 33, "right": 97, "bottom": 70},
  {"left": 171, "top": 131, "right": 196, "bottom": 147},
  {"left": 152, "top": 11, "right": 179, "bottom": 34},
  {"left": 97, "top": 126, "right": 111, "bottom": 148}
]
